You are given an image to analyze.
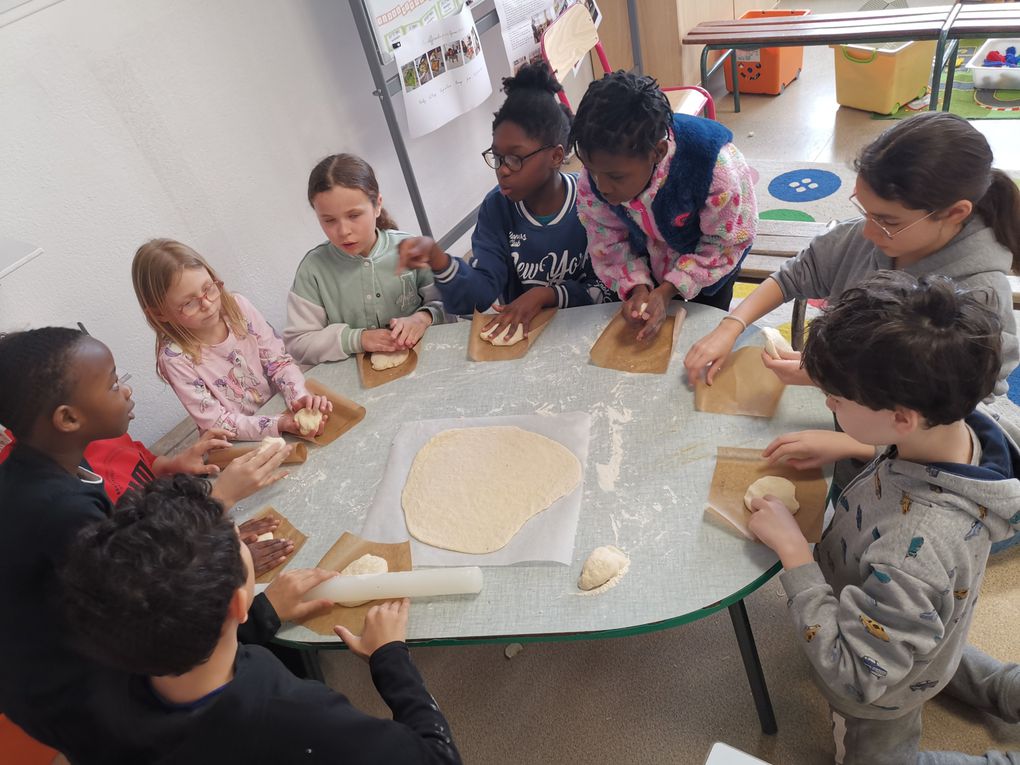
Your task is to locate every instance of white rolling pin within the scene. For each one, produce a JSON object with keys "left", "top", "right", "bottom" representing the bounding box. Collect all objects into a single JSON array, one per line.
[{"left": 304, "top": 567, "right": 483, "bottom": 604}]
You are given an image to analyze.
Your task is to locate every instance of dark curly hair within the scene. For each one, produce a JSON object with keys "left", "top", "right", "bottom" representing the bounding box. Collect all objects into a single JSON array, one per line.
[
  {"left": 569, "top": 70, "right": 672, "bottom": 157},
  {"left": 492, "top": 62, "right": 572, "bottom": 149},
  {"left": 803, "top": 271, "right": 1002, "bottom": 427},
  {"left": 0, "top": 327, "right": 88, "bottom": 438},
  {"left": 61, "top": 475, "right": 244, "bottom": 677}
]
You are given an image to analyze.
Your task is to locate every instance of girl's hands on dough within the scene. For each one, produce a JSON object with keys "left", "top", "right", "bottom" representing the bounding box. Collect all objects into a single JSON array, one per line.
[
  {"left": 622, "top": 285, "right": 652, "bottom": 326},
  {"left": 362, "top": 328, "right": 403, "bottom": 354},
  {"left": 746, "top": 497, "right": 812, "bottom": 570},
  {"left": 238, "top": 516, "right": 280, "bottom": 543},
  {"left": 335, "top": 598, "right": 409, "bottom": 661},
  {"left": 247, "top": 538, "right": 295, "bottom": 577},
  {"left": 761, "top": 348, "right": 812, "bottom": 386},
  {"left": 482, "top": 287, "right": 554, "bottom": 343},
  {"left": 211, "top": 443, "right": 292, "bottom": 508},
  {"left": 264, "top": 568, "right": 337, "bottom": 622},
  {"left": 292, "top": 394, "right": 332, "bottom": 416},
  {"left": 684, "top": 320, "right": 743, "bottom": 387},
  {"left": 763, "top": 430, "right": 872, "bottom": 471},
  {"left": 389, "top": 312, "right": 432, "bottom": 349}
]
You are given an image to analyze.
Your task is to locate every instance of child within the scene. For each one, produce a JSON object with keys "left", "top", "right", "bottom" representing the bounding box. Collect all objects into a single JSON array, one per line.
[
  {"left": 685, "top": 112, "right": 1020, "bottom": 390},
  {"left": 283, "top": 154, "right": 444, "bottom": 365},
  {"left": 397, "top": 62, "right": 612, "bottom": 342},
  {"left": 748, "top": 272, "right": 1020, "bottom": 765},
  {"left": 132, "top": 239, "right": 331, "bottom": 440},
  {"left": 60, "top": 475, "right": 462, "bottom": 765},
  {"left": 568, "top": 70, "right": 757, "bottom": 341}
]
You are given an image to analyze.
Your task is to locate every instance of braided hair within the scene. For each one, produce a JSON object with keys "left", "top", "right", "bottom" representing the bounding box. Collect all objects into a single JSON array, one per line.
[
  {"left": 569, "top": 70, "right": 672, "bottom": 157},
  {"left": 0, "top": 327, "right": 88, "bottom": 438},
  {"left": 492, "top": 62, "right": 572, "bottom": 148}
]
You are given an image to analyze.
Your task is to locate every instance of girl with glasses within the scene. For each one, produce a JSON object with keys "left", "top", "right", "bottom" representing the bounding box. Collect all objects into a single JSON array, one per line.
[
  {"left": 132, "top": 239, "right": 331, "bottom": 441},
  {"left": 398, "top": 62, "right": 612, "bottom": 343}
]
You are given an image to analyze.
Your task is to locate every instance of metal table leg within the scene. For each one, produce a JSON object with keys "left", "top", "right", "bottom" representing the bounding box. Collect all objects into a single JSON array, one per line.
[
  {"left": 941, "top": 39, "right": 960, "bottom": 112},
  {"left": 728, "top": 599, "right": 778, "bottom": 735}
]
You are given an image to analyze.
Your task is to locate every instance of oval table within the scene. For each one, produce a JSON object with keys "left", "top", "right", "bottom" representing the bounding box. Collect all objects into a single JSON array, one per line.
[{"left": 237, "top": 301, "right": 833, "bottom": 734}]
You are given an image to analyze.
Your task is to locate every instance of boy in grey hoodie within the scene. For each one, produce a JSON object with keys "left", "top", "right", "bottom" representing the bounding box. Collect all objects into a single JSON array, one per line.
[{"left": 749, "top": 272, "right": 1020, "bottom": 764}]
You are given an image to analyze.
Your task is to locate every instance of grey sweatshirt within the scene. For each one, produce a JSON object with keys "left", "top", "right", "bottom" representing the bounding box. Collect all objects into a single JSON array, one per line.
[
  {"left": 773, "top": 217, "right": 1018, "bottom": 396},
  {"left": 780, "top": 410, "right": 1020, "bottom": 721}
]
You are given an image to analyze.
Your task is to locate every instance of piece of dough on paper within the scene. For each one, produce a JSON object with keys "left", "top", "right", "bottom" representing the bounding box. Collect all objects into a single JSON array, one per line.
[
  {"left": 337, "top": 554, "right": 389, "bottom": 607},
  {"left": 257, "top": 436, "right": 286, "bottom": 454},
  {"left": 744, "top": 476, "right": 800, "bottom": 514},
  {"left": 481, "top": 324, "right": 525, "bottom": 347},
  {"left": 294, "top": 408, "right": 323, "bottom": 436},
  {"left": 371, "top": 349, "right": 410, "bottom": 371}
]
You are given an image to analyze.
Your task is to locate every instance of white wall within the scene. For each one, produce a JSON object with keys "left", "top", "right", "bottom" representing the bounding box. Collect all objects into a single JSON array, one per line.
[{"left": 0, "top": 0, "right": 593, "bottom": 444}]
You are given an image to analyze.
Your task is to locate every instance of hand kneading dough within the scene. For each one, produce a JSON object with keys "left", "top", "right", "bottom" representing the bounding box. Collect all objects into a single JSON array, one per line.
[
  {"left": 370, "top": 349, "right": 410, "bottom": 371},
  {"left": 744, "top": 476, "right": 800, "bottom": 514},
  {"left": 257, "top": 436, "right": 286, "bottom": 454},
  {"left": 761, "top": 327, "right": 794, "bottom": 359},
  {"left": 481, "top": 324, "right": 525, "bottom": 346},
  {"left": 255, "top": 532, "right": 275, "bottom": 542},
  {"left": 578, "top": 546, "right": 629, "bottom": 591},
  {"left": 294, "top": 408, "right": 323, "bottom": 436},
  {"left": 338, "top": 554, "right": 389, "bottom": 607},
  {"left": 402, "top": 426, "right": 582, "bottom": 553}
]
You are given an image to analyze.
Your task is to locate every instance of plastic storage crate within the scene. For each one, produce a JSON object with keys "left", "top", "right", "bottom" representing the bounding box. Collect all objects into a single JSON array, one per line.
[
  {"left": 724, "top": 9, "right": 811, "bottom": 96},
  {"left": 966, "top": 39, "right": 1020, "bottom": 91},
  {"left": 831, "top": 39, "right": 937, "bottom": 114}
]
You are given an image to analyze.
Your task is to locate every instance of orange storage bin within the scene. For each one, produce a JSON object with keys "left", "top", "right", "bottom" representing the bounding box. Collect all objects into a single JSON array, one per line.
[{"left": 724, "top": 9, "right": 811, "bottom": 95}]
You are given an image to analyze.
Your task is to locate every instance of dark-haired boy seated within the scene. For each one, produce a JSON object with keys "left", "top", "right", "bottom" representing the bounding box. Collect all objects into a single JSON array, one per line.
[
  {"left": 748, "top": 272, "right": 1020, "bottom": 764},
  {"left": 61, "top": 474, "right": 462, "bottom": 765}
]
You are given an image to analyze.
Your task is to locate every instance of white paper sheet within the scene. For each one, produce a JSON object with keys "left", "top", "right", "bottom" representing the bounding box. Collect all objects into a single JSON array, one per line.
[{"left": 361, "top": 412, "right": 591, "bottom": 566}]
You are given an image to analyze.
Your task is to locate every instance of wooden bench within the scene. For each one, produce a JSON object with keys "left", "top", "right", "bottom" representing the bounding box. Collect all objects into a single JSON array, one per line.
[
  {"left": 682, "top": 4, "right": 959, "bottom": 112},
  {"left": 941, "top": 2, "right": 1020, "bottom": 110}
]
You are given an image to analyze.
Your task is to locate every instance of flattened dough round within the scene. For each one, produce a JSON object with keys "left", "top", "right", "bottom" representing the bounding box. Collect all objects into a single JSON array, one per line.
[
  {"left": 481, "top": 324, "right": 525, "bottom": 346},
  {"left": 338, "top": 554, "right": 389, "bottom": 607},
  {"left": 402, "top": 426, "right": 582, "bottom": 553},
  {"left": 744, "top": 476, "right": 800, "bottom": 514},
  {"left": 578, "top": 545, "right": 629, "bottom": 591},
  {"left": 371, "top": 349, "right": 410, "bottom": 371},
  {"left": 761, "top": 327, "right": 794, "bottom": 359},
  {"left": 294, "top": 408, "right": 322, "bottom": 436},
  {"left": 257, "top": 436, "right": 286, "bottom": 454}
]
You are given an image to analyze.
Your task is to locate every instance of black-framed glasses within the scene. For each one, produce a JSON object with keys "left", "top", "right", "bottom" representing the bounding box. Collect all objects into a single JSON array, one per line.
[{"left": 482, "top": 145, "right": 554, "bottom": 172}]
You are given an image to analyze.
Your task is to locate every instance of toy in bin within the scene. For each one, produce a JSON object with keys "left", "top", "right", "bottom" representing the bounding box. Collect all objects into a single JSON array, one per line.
[{"left": 983, "top": 47, "right": 1019, "bottom": 68}]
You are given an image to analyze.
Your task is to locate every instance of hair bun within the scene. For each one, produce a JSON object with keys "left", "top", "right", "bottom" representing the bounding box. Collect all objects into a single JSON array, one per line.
[{"left": 502, "top": 62, "right": 562, "bottom": 97}]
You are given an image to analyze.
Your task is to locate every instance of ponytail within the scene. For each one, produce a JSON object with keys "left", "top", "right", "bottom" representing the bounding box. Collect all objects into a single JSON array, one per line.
[{"left": 974, "top": 170, "right": 1020, "bottom": 273}]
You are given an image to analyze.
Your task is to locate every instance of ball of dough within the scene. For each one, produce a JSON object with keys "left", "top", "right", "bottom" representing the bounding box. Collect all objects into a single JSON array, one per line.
[
  {"left": 761, "top": 327, "right": 794, "bottom": 360},
  {"left": 255, "top": 531, "right": 275, "bottom": 542},
  {"left": 338, "top": 553, "right": 389, "bottom": 607},
  {"left": 578, "top": 545, "right": 629, "bottom": 591},
  {"left": 481, "top": 324, "right": 525, "bottom": 346},
  {"left": 370, "top": 349, "right": 410, "bottom": 371},
  {"left": 294, "top": 408, "right": 323, "bottom": 436},
  {"left": 744, "top": 476, "right": 800, "bottom": 514},
  {"left": 257, "top": 436, "right": 286, "bottom": 454}
]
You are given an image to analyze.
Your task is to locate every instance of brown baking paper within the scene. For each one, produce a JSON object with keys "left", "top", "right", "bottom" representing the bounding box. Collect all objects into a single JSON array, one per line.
[
  {"left": 705, "top": 446, "right": 828, "bottom": 543},
  {"left": 589, "top": 307, "right": 686, "bottom": 374},
  {"left": 299, "top": 532, "right": 412, "bottom": 636},
  {"left": 694, "top": 346, "right": 785, "bottom": 418},
  {"left": 282, "top": 378, "right": 366, "bottom": 447},
  {"left": 467, "top": 308, "right": 556, "bottom": 362},
  {"left": 206, "top": 442, "right": 308, "bottom": 470},
  {"left": 356, "top": 344, "right": 419, "bottom": 389},
  {"left": 251, "top": 507, "right": 308, "bottom": 584}
]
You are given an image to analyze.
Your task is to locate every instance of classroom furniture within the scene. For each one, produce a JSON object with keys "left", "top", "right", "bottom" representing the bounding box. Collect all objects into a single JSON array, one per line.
[
  {"left": 939, "top": 2, "right": 1020, "bottom": 110},
  {"left": 221, "top": 302, "right": 834, "bottom": 735},
  {"left": 541, "top": 3, "right": 715, "bottom": 118}
]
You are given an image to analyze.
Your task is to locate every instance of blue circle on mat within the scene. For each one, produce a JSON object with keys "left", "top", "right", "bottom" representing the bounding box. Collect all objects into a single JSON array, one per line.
[{"left": 768, "top": 169, "right": 842, "bottom": 203}]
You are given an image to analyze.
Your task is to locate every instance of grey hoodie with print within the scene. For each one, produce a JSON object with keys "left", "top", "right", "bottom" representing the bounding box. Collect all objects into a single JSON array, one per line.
[{"left": 779, "top": 410, "right": 1020, "bottom": 721}]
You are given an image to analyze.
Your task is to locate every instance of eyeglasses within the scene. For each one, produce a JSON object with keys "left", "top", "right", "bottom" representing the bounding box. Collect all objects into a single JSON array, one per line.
[
  {"left": 178, "top": 281, "right": 222, "bottom": 317},
  {"left": 849, "top": 194, "right": 938, "bottom": 240},
  {"left": 482, "top": 145, "right": 554, "bottom": 172}
]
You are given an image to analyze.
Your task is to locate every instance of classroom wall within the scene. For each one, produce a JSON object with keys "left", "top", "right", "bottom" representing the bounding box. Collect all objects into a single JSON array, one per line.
[{"left": 0, "top": 0, "right": 594, "bottom": 444}]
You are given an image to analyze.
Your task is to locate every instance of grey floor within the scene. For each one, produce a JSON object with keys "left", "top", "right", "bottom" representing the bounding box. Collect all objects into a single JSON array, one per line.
[{"left": 319, "top": 12, "right": 1020, "bottom": 765}]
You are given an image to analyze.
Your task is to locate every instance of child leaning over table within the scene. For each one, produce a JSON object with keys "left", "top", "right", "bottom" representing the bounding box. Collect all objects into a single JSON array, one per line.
[{"left": 748, "top": 272, "right": 1020, "bottom": 765}]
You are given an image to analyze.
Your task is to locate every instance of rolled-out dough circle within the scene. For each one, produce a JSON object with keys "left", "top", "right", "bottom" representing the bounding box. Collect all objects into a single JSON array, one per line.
[
  {"left": 371, "top": 349, "right": 410, "bottom": 371},
  {"left": 294, "top": 408, "right": 322, "bottom": 436},
  {"left": 744, "top": 476, "right": 800, "bottom": 514},
  {"left": 481, "top": 324, "right": 525, "bottom": 346},
  {"left": 761, "top": 327, "right": 794, "bottom": 359},
  {"left": 257, "top": 436, "right": 286, "bottom": 454},
  {"left": 402, "top": 426, "right": 582, "bottom": 554},
  {"left": 338, "top": 553, "right": 389, "bottom": 607},
  {"left": 578, "top": 545, "right": 629, "bottom": 591}
]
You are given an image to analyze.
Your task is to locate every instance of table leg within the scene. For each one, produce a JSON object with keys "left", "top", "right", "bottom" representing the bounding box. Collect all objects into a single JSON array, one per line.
[
  {"left": 728, "top": 599, "right": 778, "bottom": 735},
  {"left": 942, "top": 39, "right": 959, "bottom": 113},
  {"left": 730, "top": 51, "right": 741, "bottom": 113},
  {"left": 790, "top": 298, "right": 806, "bottom": 352},
  {"left": 929, "top": 31, "right": 948, "bottom": 111}
]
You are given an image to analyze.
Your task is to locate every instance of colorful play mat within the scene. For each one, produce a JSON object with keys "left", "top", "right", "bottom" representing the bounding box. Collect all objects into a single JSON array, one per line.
[{"left": 750, "top": 159, "right": 857, "bottom": 226}]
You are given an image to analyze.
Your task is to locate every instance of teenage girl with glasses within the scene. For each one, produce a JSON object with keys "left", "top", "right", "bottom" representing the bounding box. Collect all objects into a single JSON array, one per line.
[
  {"left": 132, "top": 239, "right": 331, "bottom": 440},
  {"left": 685, "top": 112, "right": 1020, "bottom": 392},
  {"left": 398, "top": 62, "right": 612, "bottom": 342}
]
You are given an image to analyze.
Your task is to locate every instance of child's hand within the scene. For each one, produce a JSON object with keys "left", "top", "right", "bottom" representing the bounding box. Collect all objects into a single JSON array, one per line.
[
  {"left": 397, "top": 237, "right": 447, "bottom": 272},
  {"left": 684, "top": 321, "right": 744, "bottom": 387},
  {"left": 622, "top": 285, "right": 652, "bottom": 326},
  {"left": 627, "top": 284, "right": 673, "bottom": 343},
  {"left": 159, "top": 428, "right": 233, "bottom": 477},
  {"left": 761, "top": 349, "right": 812, "bottom": 386},
  {"left": 389, "top": 312, "right": 432, "bottom": 349},
  {"left": 482, "top": 287, "right": 555, "bottom": 342},
  {"left": 246, "top": 537, "right": 296, "bottom": 577},
  {"left": 763, "top": 430, "right": 873, "bottom": 470},
  {"left": 334, "top": 598, "right": 409, "bottom": 661},
  {"left": 292, "top": 394, "right": 333, "bottom": 416},
  {"left": 746, "top": 496, "right": 813, "bottom": 570},
  {"left": 211, "top": 442, "right": 292, "bottom": 508},
  {"left": 264, "top": 568, "right": 337, "bottom": 623},
  {"left": 238, "top": 515, "right": 280, "bottom": 543},
  {"left": 362, "top": 328, "right": 403, "bottom": 354}
]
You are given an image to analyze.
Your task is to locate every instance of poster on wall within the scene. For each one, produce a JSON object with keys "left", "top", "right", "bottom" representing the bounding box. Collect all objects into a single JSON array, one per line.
[
  {"left": 493, "top": 0, "right": 601, "bottom": 74},
  {"left": 394, "top": 4, "right": 493, "bottom": 137},
  {"left": 366, "top": 0, "right": 466, "bottom": 64}
]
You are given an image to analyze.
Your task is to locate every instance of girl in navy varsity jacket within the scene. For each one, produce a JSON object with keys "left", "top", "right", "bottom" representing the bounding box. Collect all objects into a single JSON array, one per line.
[{"left": 398, "top": 63, "right": 612, "bottom": 342}]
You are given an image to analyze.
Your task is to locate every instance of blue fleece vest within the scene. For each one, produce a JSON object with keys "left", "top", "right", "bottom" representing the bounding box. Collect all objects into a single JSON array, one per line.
[{"left": 589, "top": 114, "right": 737, "bottom": 296}]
